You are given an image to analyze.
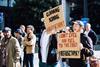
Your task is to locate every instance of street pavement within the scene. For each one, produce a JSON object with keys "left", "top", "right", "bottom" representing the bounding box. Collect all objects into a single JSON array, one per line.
[{"left": 34, "top": 53, "right": 39, "bottom": 67}]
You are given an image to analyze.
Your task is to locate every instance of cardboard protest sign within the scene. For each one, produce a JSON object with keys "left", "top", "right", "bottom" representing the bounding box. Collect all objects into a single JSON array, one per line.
[
  {"left": 43, "top": 5, "right": 66, "bottom": 34},
  {"left": 57, "top": 32, "right": 80, "bottom": 58}
]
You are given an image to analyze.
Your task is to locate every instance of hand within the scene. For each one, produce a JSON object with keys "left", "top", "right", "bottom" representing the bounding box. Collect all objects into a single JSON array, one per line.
[{"left": 80, "top": 43, "right": 83, "bottom": 49}]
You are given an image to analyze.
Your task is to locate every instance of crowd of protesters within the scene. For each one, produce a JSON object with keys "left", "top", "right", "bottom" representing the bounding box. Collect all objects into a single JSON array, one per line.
[
  {"left": 38, "top": 20, "right": 97, "bottom": 67},
  {"left": 0, "top": 20, "right": 98, "bottom": 67}
]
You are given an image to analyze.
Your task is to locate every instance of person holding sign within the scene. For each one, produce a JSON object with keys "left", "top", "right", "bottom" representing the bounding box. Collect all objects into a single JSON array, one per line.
[
  {"left": 47, "top": 32, "right": 58, "bottom": 67},
  {"left": 39, "top": 28, "right": 58, "bottom": 67},
  {"left": 69, "top": 20, "right": 94, "bottom": 67},
  {"left": 39, "top": 29, "right": 51, "bottom": 67}
]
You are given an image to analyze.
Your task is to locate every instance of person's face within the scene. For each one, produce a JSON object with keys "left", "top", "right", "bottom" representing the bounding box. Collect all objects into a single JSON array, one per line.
[
  {"left": 65, "top": 27, "right": 70, "bottom": 33},
  {"left": 3, "top": 31, "right": 11, "bottom": 38},
  {"left": 20, "top": 25, "right": 25, "bottom": 31},
  {"left": 73, "top": 23, "right": 81, "bottom": 32},
  {"left": 86, "top": 25, "right": 90, "bottom": 31},
  {"left": 26, "top": 27, "right": 32, "bottom": 34},
  {"left": 14, "top": 32, "right": 20, "bottom": 38}
]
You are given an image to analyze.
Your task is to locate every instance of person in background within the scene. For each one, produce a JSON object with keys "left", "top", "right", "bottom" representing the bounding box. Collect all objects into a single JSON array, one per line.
[
  {"left": 0, "top": 30, "right": 4, "bottom": 44},
  {"left": 1, "top": 27, "right": 21, "bottom": 67},
  {"left": 20, "top": 25, "right": 27, "bottom": 67},
  {"left": 23, "top": 25, "right": 36, "bottom": 67},
  {"left": 0, "top": 30, "right": 4, "bottom": 67},
  {"left": 14, "top": 28, "right": 24, "bottom": 67},
  {"left": 69, "top": 20, "right": 94, "bottom": 67},
  {"left": 20, "top": 25, "right": 26, "bottom": 37},
  {"left": 85, "top": 23, "right": 97, "bottom": 46}
]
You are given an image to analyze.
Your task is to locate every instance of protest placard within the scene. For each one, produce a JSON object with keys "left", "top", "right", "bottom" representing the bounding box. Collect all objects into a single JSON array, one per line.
[
  {"left": 43, "top": 5, "right": 66, "bottom": 34},
  {"left": 57, "top": 32, "right": 80, "bottom": 58}
]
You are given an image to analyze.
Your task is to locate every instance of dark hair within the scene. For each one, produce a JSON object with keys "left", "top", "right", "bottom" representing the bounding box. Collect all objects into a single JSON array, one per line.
[{"left": 15, "top": 29, "right": 22, "bottom": 35}]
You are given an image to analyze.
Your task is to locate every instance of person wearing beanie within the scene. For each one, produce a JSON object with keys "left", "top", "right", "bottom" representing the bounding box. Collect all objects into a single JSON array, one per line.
[
  {"left": 1, "top": 27, "right": 21, "bottom": 67},
  {"left": 14, "top": 28, "right": 24, "bottom": 67}
]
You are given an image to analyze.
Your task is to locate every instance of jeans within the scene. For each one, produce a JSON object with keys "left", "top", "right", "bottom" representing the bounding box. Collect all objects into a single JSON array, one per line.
[
  {"left": 23, "top": 52, "right": 27, "bottom": 67},
  {"left": 87, "top": 60, "right": 90, "bottom": 67},
  {"left": 26, "top": 53, "right": 34, "bottom": 67}
]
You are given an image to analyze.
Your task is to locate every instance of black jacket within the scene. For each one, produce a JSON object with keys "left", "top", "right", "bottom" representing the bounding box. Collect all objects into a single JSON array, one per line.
[
  {"left": 88, "top": 30, "right": 97, "bottom": 45},
  {"left": 47, "top": 34, "right": 57, "bottom": 65},
  {"left": 69, "top": 33, "right": 94, "bottom": 67},
  {"left": 81, "top": 33, "right": 92, "bottom": 49}
]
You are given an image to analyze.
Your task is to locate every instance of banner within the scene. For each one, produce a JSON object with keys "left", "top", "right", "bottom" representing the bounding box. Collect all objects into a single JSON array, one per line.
[
  {"left": 43, "top": 5, "right": 66, "bottom": 34},
  {"left": 57, "top": 32, "right": 80, "bottom": 58}
]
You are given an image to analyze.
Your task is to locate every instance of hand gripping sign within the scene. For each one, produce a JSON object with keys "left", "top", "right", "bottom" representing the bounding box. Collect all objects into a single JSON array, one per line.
[
  {"left": 43, "top": 5, "right": 66, "bottom": 34},
  {"left": 57, "top": 32, "right": 81, "bottom": 58}
]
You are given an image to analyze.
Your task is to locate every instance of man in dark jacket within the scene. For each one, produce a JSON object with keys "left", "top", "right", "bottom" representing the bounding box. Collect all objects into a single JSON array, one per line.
[
  {"left": 69, "top": 20, "right": 94, "bottom": 67},
  {"left": 85, "top": 23, "right": 97, "bottom": 45}
]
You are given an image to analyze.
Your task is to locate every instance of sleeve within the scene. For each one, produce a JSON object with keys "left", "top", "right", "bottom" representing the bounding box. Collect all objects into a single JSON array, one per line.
[
  {"left": 81, "top": 33, "right": 93, "bottom": 49},
  {"left": 22, "top": 37, "right": 27, "bottom": 47},
  {"left": 20, "top": 37, "right": 24, "bottom": 49},
  {"left": 91, "top": 31, "right": 97, "bottom": 45},
  {"left": 81, "top": 48, "right": 94, "bottom": 57},
  {"left": 13, "top": 38, "right": 21, "bottom": 62},
  {"left": 25, "top": 34, "right": 36, "bottom": 46},
  {"left": 81, "top": 33, "right": 94, "bottom": 57}
]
